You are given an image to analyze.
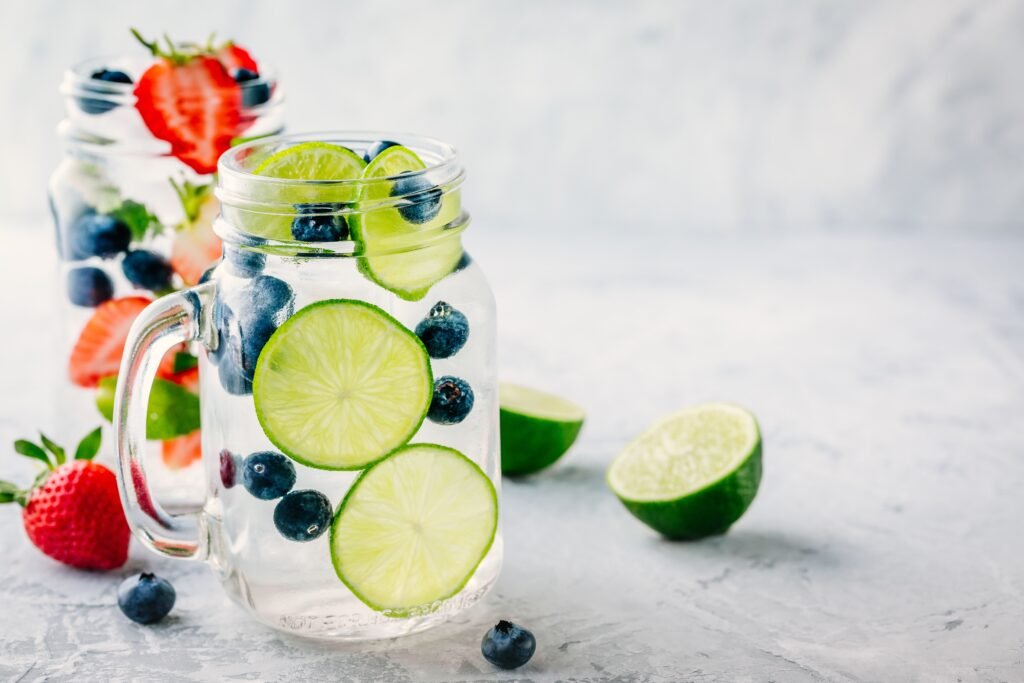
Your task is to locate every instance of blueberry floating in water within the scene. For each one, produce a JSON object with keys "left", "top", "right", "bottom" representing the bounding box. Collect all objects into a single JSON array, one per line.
[
  {"left": 390, "top": 171, "right": 442, "bottom": 225},
  {"left": 428, "top": 376, "right": 474, "bottom": 425},
  {"left": 415, "top": 301, "right": 469, "bottom": 359},
  {"left": 69, "top": 213, "right": 131, "bottom": 259},
  {"left": 234, "top": 67, "right": 271, "bottom": 108},
  {"left": 219, "top": 449, "right": 239, "bottom": 489},
  {"left": 67, "top": 266, "right": 114, "bottom": 307},
  {"left": 242, "top": 451, "right": 296, "bottom": 500},
  {"left": 481, "top": 620, "right": 536, "bottom": 670},
  {"left": 291, "top": 203, "right": 348, "bottom": 242},
  {"left": 363, "top": 139, "right": 399, "bottom": 163},
  {"left": 226, "top": 248, "right": 265, "bottom": 278},
  {"left": 79, "top": 68, "right": 132, "bottom": 115},
  {"left": 122, "top": 250, "right": 173, "bottom": 291},
  {"left": 274, "top": 490, "right": 332, "bottom": 542},
  {"left": 117, "top": 573, "right": 176, "bottom": 625}
]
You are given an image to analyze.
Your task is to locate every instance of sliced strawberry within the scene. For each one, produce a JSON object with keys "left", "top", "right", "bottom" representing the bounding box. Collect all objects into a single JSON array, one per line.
[
  {"left": 134, "top": 56, "right": 242, "bottom": 175},
  {"left": 171, "top": 195, "right": 222, "bottom": 285},
  {"left": 162, "top": 430, "right": 202, "bottom": 470},
  {"left": 68, "top": 297, "right": 177, "bottom": 387},
  {"left": 217, "top": 43, "right": 259, "bottom": 73}
]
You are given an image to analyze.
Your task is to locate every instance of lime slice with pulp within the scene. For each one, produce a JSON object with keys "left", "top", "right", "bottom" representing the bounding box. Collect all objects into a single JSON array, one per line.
[{"left": 499, "top": 383, "right": 585, "bottom": 476}]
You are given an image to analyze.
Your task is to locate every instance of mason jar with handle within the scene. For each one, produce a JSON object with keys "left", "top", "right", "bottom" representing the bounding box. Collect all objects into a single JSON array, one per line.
[{"left": 113, "top": 132, "right": 502, "bottom": 640}]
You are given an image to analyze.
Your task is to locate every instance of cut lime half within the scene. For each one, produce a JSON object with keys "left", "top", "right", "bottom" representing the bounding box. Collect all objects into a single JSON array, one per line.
[
  {"left": 330, "top": 443, "right": 498, "bottom": 617},
  {"left": 499, "top": 383, "right": 585, "bottom": 476},
  {"left": 253, "top": 300, "right": 432, "bottom": 470},
  {"left": 607, "top": 403, "right": 762, "bottom": 539},
  {"left": 247, "top": 142, "right": 367, "bottom": 240},
  {"left": 350, "top": 145, "right": 462, "bottom": 301}
]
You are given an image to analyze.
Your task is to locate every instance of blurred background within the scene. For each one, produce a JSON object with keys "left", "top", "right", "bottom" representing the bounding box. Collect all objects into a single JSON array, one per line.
[{"left": 1, "top": 0, "right": 1022, "bottom": 234}]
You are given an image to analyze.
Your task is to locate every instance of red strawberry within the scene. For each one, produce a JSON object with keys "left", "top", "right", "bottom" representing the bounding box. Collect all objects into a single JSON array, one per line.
[
  {"left": 2, "top": 429, "right": 130, "bottom": 571},
  {"left": 131, "top": 31, "right": 242, "bottom": 175},
  {"left": 170, "top": 178, "right": 222, "bottom": 285},
  {"left": 217, "top": 43, "right": 259, "bottom": 73},
  {"left": 162, "top": 430, "right": 202, "bottom": 470},
  {"left": 68, "top": 297, "right": 177, "bottom": 388}
]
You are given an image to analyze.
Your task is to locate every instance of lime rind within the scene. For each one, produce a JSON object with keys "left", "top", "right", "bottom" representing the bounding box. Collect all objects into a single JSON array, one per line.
[
  {"left": 500, "top": 383, "right": 586, "bottom": 423},
  {"left": 252, "top": 299, "right": 432, "bottom": 471},
  {"left": 498, "top": 383, "right": 585, "bottom": 476},
  {"left": 330, "top": 443, "right": 498, "bottom": 617}
]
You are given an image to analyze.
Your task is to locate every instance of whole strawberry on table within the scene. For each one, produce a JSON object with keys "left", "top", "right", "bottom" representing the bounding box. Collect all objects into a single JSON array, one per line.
[{"left": 0, "top": 429, "right": 130, "bottom": 570}]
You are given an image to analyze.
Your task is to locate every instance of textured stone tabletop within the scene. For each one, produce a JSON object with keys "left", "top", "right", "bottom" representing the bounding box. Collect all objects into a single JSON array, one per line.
[{"left": 1, "top": 227, "right": 1022, "bottom": 682}]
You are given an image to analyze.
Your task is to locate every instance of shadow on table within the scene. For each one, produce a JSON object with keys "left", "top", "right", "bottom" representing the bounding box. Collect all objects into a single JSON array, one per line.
[{"left": 656, "top": 527, "right": 844, "bottom": 571}]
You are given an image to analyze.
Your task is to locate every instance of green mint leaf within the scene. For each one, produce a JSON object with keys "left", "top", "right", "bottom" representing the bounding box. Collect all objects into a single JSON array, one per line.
[
  {"left": 38, "top": 433, "right": 66, "bottom": 466},
  {"left": 96, "top": 376, "right": 200, "bottom": 440},
  {"left": 110, "top": 199, "right": 163, "bottom": 242},
  {"left": 172, "top": 351, "right": 199, "bottom": 373},
  {"left": 75, "top": 427, "right": 103, "bottom": 461},
  {"left": 14, "top": 439, "right": 51, "bottom": 468}
]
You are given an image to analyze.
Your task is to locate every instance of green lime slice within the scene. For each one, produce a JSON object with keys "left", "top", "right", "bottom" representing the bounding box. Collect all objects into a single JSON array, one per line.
[
  {"left": 606, "top": 403, "right": 762, "bottom": 539},
  {"left": 246, "top": 142, "right": 367, "bottom": 240},
  {"left": 499, "top": 383, "right": 585, "bottom": 476},
  {"left": 330, "top": 443, "right": 498, "bottom": 617},
  {"left": 253, "top": 300, "right": 432, "bottom": 470},
  {"left": 96, "top": 376, "right": 200, "bottom": 440},
  {"left": 350, "top": 145, "right": 463, "bottom": 301}
]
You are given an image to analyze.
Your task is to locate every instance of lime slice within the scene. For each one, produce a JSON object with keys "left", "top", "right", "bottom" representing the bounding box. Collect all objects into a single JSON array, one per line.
[
  {"left": 330, "top": 443, "right": 498, "bottom": 616},
  {"left": 499, "top": 383, "right": 585, "bottom": 476},
  {"left": 350, "top": 145, "right": 463, "bottom": 301},
  {"left": 247, "top": 142, "right": 367, "bottom": 240},
  {"left": 606, "top": 403, "right": 762, "bottom": 539},
  {"left": 253, "top": 300, "right": 432, "bottom": 470}
]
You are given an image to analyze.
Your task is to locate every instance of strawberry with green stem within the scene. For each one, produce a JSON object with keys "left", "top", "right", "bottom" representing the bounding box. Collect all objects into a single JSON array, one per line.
[
  {"left": 170, "top": 177, "right": 222, "bottom": 285},
  {"left": 1, "top": 429, "right": 130, "bottom": 571}
]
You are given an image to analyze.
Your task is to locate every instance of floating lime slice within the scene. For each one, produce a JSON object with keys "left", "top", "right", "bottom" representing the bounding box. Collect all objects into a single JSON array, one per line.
[
  {"left": 330, "top": 444, "right": 498, "bottom": 616},
  {"left": 607, "top": 403, "right": 762, "bottom": 539},
  {"left": 499, "top": 383, "right": 585, "bottom": 476},
  {"left": 253, "top": 300, "right": 432, "bottom": 470},
  {"left": 350, "top": 145, "right": 462, "bottom": 301},
  {"left": 246, "top": 142, "right": 367, "bottom": 240}
]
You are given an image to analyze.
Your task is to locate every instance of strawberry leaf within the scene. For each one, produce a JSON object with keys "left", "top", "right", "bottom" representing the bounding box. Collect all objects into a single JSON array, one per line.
[
  {"left": 110, "top": 199, "right": 163, "bottom": 242},
  {"left": 39, "top": 433, "right": 66, "bottom": 466},
  {"left": 173, "top": 351, "right": 199, "bottom": 373},
  {"left": 170, "top": 178, "right": 213, "bottom": 224},
  {"left": 14, "top": 439, "right": 52, "bottom": 469},
  {"left": 75, "top": 427, "right": 103, "bottom": 461},
  {"left": 0, "top": 480, "right": 21, "bottom": 504}
]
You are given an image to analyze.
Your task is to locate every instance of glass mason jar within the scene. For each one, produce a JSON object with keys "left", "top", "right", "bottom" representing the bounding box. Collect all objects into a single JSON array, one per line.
[
  {"left": 113, "top": 133, "right": 501, "bottom": 640},
  {"left": 49, "top": 54, "right": 284, "bottom": 506}
]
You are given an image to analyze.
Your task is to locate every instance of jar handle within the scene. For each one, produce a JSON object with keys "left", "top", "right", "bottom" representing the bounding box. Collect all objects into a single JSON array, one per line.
[{"left": 113, "top": 283, "right": 216, "bottom": 560}]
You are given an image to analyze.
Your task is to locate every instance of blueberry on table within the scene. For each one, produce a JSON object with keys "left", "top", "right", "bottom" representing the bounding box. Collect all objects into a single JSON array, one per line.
[
  {"left": 69, "top": 213, "right": 131, "bottom": 259},
  {"left": 122, "top": 250, "right": 173, "bottom": 291},
  {"left": 481, "top": 620, "right": 536, "bottom": 670},
  {"left": 117, "top": 573, "right": 176, "bottom": 625},
  {"left": 274, "top": 490, "right": 332, "bottom": 542},
  {"left": 234, "top": 67, "right": 271, "bottom": 107},
  {"left": 242, "top": 451, "right": 296, "bottom": 500},
  {"left": 363, "top": 139, "right": 399, "bottom": 163},
  {"left": 428, "top": 376, "right": 475, "bottom": 425},
  {"left": 390, "top": 171, "right": 442, "bottom": 225},
  {"left": 291, "top": 204, "right": 348, "bottom": 242},
  {"left": 415, "top": 301, "right": 469, "bottom": 359},
  {"left": 79, "top": 68, "right": 133, "bottom": 115},
  {"left": 67, "top": 266, "right": 114, "bottom": 307}
]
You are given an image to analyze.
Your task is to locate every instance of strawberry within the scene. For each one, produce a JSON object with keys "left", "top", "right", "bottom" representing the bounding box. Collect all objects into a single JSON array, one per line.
[
  {"left": 162, "top": 430, "right": 202, "bottom": 470},
  {"left": 68, "top": 296, "right": 177, "bottom": 388},
  {"left": 1, "top": 429, "right": 130, "bottom": 571},
  {"left": 170, "top": 178, "right": 222, "bottom": 285},
  {"left": 217, "top": 42, "right": 259, "bottom": 73},
  {"left": 168, "top": 365, "right": 200, "bottom": 392},
  {"left": 131, "top": 30, "right": 242, "bottom": 175}
]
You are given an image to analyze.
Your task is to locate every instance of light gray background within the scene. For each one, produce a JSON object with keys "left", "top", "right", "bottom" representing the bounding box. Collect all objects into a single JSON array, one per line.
[{"left": 1, "top": 2, "right": 1023, "bottom": 682}]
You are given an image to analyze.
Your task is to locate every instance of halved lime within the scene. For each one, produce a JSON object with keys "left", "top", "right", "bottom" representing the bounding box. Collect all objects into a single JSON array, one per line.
[
  {"left": 350, "top": 145, "right": 463, "bottom": 301},
  {"left": 499, "top": 383, "right": 585, "bottom": 476},
  {"left": 330, "top": 443, "right": 498, "bottom": 616},
  {"left": 607, "top": 403, "right": 762, "bottom": 539},
  {"left": 247, "top": 142, "right": 367, "bottom": 240},
  {"left": 252, "top": 300, "right": 432, "bottom": 470}
]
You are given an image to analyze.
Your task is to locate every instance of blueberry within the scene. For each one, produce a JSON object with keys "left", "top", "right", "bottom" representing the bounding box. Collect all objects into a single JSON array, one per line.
[
  {"left": 219, "top": 449, "right": 239, "bottom": 488},
  {"left": 364, "top": 140, "right": 399, "bottom": 163},
  {"left": 428, "top": 376, "right": 474, "bottom": 425},
  {"left": 242, "top": 451, "right": 296, "bottom": 500},
  {"left": 198, "top": 263, "right": 217, "bottom": 284},
  {"left": 481, "top": 620, "right": 536, "bottom": 670},
  {"left": 226, "top": 248, "right": 265, "bottom": 278},
  {"left": 122, "top": 250, "right": 173, "bottom": 291},
  {"left": 234, "top": 68, "right": 272, "bottom": 107},
  {"left": 235, "top": 275, "right": 294, "bottom": 376},
  {"left": 453, "top": 251, "right": 472, "bottom": 273},
  {"left": 217, "top": 353, "right": 252, "bottom": 396},
  {"left": 273, "top": 490, "right": 332, "bottom": 542},
  {"left": 390, "top": 172, "right": 442, "bottom": 224},
  {"left": 79, "top": 68, "right": 133, "bottom": 115},
  {"left": 69, "top": 213, "right": 131, "bottom": 259},
  {"left": 291, "top": 204, "right": 348, "bottom": 242},
  {"left": 415, "top": 301, "right": 469, "bottom": 359},
  {"left": 117, "top": 573, "right": 176, "bottom": 625},
  {"left": 67, "top": 266, "right": 114, "bottom": 307}
]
